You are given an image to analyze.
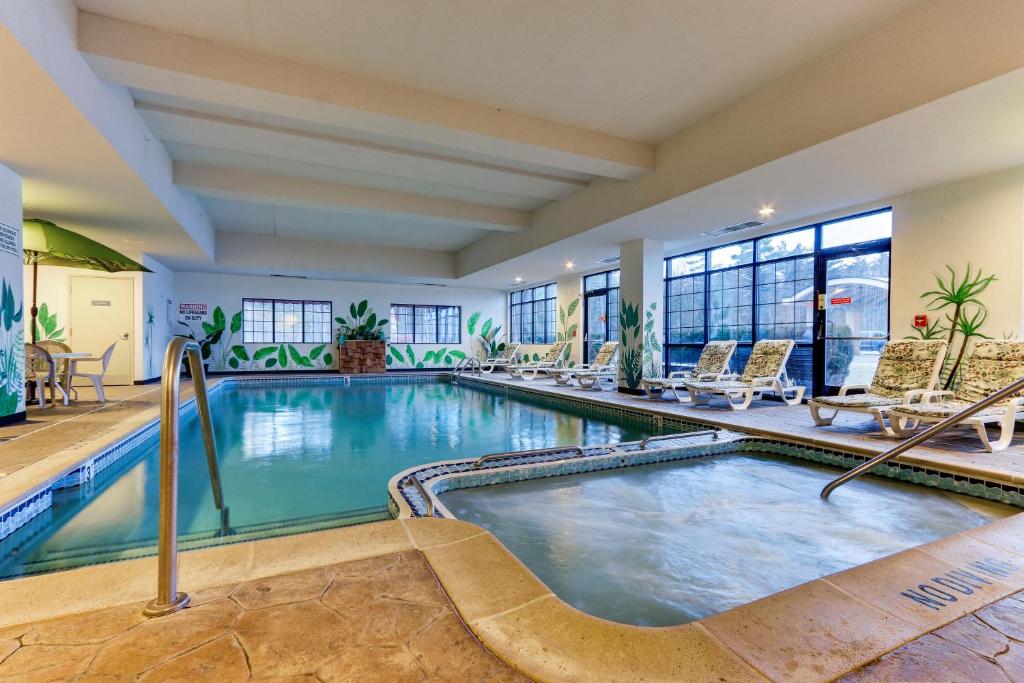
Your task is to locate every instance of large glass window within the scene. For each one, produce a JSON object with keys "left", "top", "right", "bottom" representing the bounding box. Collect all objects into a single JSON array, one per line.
[
  {"left": 243, "top": 298, "right": 332, "bottom": 344},
  {"left": 663, "top": 209, "right": 891, "bottom": 393},
  {"left": 510, "top": 284, "right": 556, "bottom": 344},
  {"left": 389, "top": 304, "right": 461, "bottom": 344},
  {"left": 583, "top": 270, "right": 620, "bottom": 361}
]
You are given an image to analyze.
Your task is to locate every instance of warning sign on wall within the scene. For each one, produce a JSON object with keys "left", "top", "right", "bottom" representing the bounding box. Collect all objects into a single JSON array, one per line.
[
  {"left": 0, "top": 222, "right": 17, "bottom": 257},
  {"left": 830, "top": 297, "right": 852, "bottom": 305},
  {"left": 179, "top": 303, "right": 208, "bottom": 321}
]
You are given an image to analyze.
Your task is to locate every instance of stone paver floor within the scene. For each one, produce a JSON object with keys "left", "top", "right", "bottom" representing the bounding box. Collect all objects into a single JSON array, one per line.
[
  {"left": 841, "top": 591, "right": 1024, "bottom": 682},
  {"left": 0, "top": 550, "right": 527, "bottom": 682}
]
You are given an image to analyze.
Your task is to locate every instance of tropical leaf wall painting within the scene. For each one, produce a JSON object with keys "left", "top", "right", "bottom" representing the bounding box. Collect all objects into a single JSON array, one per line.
[
  {"left": 33, "top": 303, "right": 65, "bottom": 343},
  {"left": 0, "top": 277, "right": 25, "bottom": 416},
  {"left": 618, "top": 299, "right": 643, "bottom": 389}
]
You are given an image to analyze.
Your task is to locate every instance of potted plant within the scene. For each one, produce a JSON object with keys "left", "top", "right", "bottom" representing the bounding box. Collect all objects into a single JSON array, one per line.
[
  {"left": 177, "top": 319, "right": 220, "bottom": 377},
  {"left": 336, "top": 300, "right": 388, "bottom": 373}
]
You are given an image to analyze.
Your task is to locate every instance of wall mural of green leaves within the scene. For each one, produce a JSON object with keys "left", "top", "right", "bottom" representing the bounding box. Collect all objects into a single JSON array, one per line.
[
  {"left": 557, "top": 297, "right": 579, "bottom": 367},
  {"left": 33, "top": 302, "right": 65, "bottom": 343},
  {"left": 466, "top": 311, "right": 504, "bottom": 360},
  {"left": 0, "top": 277, "right": 25, "bottom": 416},
  {"left": 642, "top": 301, "right": 661, "bottom": 379},
  {"left": 180, "top": 305, "right": 334, "bottom": 371},
  {"left": 619, "top": 299, "right": 643, "bottom": 389}
]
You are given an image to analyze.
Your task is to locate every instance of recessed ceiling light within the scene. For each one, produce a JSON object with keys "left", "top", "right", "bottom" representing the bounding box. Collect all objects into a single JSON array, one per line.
[
  {"left": 758, "top": 205, "right": 775, "bottom": 219},
  {"left": 514, "top": 276, "right": 524, "bottom": 283},
  {"left": 565, "top": 260, "right": 575, "bottom": 271}
]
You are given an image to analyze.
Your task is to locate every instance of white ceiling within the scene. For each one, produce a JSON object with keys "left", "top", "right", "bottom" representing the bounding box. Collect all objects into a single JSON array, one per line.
[
  {"left": 198, "top": 196, "right": 490, "bottom": 250},
  {"left": 75, "top": 0, "right": 916, "bottom": 142}
]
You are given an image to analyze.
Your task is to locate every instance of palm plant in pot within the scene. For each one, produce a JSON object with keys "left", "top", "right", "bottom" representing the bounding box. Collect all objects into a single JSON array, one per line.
[{"left": 335, "top": 300, "right": 388, "bottom": 373}]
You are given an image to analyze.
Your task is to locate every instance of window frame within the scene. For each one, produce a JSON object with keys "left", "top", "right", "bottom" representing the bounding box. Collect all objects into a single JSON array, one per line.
[
  {"left": 663, "top": 208, "right": 893, "bottom": 385},
  {"left": 509, "top": 283, "right": 557, "bottom": 344},
  {"left": 242, "top": 297, "right": 333, "bottom": 344},
  {"left": 389, "top": 304, "right": 462, "bottom": 345}
]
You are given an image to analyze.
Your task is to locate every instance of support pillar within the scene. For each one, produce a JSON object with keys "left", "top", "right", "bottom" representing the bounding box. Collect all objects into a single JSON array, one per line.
[
  {"left": 618, "top": 239, "right": 664, "bottom": 391},
  {"left": 0, "top": 163, "right": 25, "bottom": 424}
]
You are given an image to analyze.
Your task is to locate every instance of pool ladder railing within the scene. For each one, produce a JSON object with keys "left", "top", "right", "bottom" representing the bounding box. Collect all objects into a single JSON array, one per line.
[
  {"left": 473, "top": 445, "right": 585, "bottom": 469},
  {"left": 821, "top": 375, "right": 1024, "bottom": 499},
  {"left": 639, "top": 430, "right": 718, "bottom": 449},
  {"left": 143, "top": 336, "right": 229, "bottom": 618},
  {"left": 451, "top": 356, "right": 482, "bottom": 379}
]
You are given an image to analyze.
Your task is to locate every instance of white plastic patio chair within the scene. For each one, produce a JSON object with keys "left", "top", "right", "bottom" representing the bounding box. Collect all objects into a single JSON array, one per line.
[
  {"left": 640, "top": 340, "right": 737, "bottom": 401},
  {"left": 808, "top": 339, "right": 947, "bottom": 434},
  {"left": 685, "top": 339, "right": 804, "bottom": 410},
  {"left": 67, "top": 341, "right": 117, "bottom": 403},
  {"left": 24, "top": 344, "right": 58, "bottom": 408}
]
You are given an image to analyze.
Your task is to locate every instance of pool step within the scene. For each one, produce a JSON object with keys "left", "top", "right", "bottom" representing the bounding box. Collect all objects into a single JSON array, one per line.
[{"left": 0, "top": 506, "right": 388, "bottom": 579}]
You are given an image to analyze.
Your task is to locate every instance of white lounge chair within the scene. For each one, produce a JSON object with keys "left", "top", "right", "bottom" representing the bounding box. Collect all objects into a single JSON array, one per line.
[
  {"left": 507, "top": 341, "right": 570, "bottom": 381},
  {"left": 479, "top": 342, "right": 521, "bottom": 374},
  {"left": 548, "top": 341, "right": 618, "bottom": 386},
  {"left": 808, "top": 339, "right": 947, "bottom": 434},
  {"left": 67, "top": 341, "right": 117, "bottom": 403},
  {"left": 888, "top": 340, "right": 1024, "bottom": 452},
  {"left": 549, "top": 342, "right": 620, "bottom": 391},
  {"left": 640, "top": 340, "right": 737, "bottom": 401},
  {"left": 685, "top": 339, "right": 804, "bottom": 410}
]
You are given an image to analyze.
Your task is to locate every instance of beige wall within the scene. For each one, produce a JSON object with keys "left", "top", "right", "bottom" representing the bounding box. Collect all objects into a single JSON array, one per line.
[{"left": 890, "top": 169, "right": 1024, "bottom": 339}]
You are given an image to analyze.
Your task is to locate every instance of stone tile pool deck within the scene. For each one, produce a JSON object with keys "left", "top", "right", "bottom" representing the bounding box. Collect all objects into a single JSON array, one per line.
[{"left": 3, "top": 371, "right": 1024, "bottom": 680}]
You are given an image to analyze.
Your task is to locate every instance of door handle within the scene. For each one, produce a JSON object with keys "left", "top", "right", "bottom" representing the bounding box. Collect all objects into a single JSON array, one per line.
[{"left": 120, "top": 332, "right": 130, "bottom": 340}]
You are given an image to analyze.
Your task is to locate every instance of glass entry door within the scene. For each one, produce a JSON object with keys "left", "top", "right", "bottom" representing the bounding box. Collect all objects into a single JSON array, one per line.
[
  {"left": 585, "top": 293, "right": 608, "bottom": 361},
  {"left": 815, "top": 249, "right": 890, "bottom": 393},
  {"left": 583, "top": 270, "right": 620, "bottom": 363}
]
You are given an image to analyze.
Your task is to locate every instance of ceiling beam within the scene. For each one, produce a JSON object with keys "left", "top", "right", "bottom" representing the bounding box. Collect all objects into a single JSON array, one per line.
[
  {"left": 140, "top": 104, "right": 585, "bottom": 201},
  {"left": 77, "top": 12, "right": 654, "bottom": 182},
  {"left": 174, "top": 163, "right": 530, "bottom": 232}
]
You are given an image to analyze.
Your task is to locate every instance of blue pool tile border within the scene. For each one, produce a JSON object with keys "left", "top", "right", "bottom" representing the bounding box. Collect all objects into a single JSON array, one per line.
[{"left": 393, "top": 431, "right": 1024, "bottom": 518}]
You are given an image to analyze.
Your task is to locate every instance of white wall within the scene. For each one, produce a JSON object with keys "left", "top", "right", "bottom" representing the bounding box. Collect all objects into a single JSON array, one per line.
[
  {"left": 171, "top": 272, "right": 506, "bottom": 371},
  {"left": 139, "top": 256, "right": 174, "bottom": 380},
  {"left": 0, "top": 164, "right": 24, "bottom": 421}
]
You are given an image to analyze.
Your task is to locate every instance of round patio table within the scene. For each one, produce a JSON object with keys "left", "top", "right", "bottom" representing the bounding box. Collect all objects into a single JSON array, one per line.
[{"left": 48, "top": 352, "right": 92, "bottom": 405}]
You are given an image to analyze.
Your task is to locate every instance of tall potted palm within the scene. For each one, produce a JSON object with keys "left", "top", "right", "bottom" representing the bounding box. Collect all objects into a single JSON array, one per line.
[{"left": 336, "top": 300, "right": 388, "bottom": 373}]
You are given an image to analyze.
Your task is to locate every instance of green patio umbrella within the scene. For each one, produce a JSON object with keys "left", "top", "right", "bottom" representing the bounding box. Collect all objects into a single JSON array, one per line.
[{"left": 22, "top": 218, "right": 151, "bottom": 343}]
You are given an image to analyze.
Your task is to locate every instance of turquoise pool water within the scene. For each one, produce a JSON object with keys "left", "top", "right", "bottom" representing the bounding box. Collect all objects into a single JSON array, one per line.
[{"left": 0, "top": 380, "right": 655, "bottom": 578}]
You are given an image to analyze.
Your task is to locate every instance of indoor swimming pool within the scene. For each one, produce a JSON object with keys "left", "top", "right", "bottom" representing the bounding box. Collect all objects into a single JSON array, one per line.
[
  {"left": 440, "top": 452, "right": 1016, "bottom": 626},
  {"left": 0, "top": 379, "right": 657, "bottom": 578}
]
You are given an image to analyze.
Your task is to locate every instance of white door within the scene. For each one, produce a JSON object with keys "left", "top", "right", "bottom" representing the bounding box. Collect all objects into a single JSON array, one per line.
[{"left": 69, "top": 276, "right": 133, "bottom": 386}]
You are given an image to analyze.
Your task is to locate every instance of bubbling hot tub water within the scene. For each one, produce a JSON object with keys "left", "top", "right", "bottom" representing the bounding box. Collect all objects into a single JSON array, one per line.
[{"left": 440, "top": 453, "right": 1015, "bottom": 626}]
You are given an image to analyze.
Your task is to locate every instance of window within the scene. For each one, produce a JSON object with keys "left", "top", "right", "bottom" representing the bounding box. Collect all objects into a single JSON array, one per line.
[
  {"left": 389, "top": 304, "right": 461, "bottom": 344},
  {"left": 583, "top": 270, "right": 619, "bottom": 361},
  {"left": 821, "top": 210, "right": 892, "bottom": 249},
  {"left": 663, "top": 208, "right": 892, "bottom": 390},
  {"left": 242, "top": 298, "right": 332, "bottom": 344},
  {"left": 510, "top": 284, "right": 556, "bottom": 344}
]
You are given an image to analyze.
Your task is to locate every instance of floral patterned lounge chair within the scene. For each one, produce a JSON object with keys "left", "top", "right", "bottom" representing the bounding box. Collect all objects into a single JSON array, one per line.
[
  {"left": 507, "top": 341, "right": 569, "bottom": 381},
  {"left": 480, "top": 342, "right": 521, "bottom": 374},
  {"left": 548, "top": 341, "right": 618, "bottom": 386},
  {"left": 685, "top": 339, "right": 804, "bottom": 410},
  {"left": 808, "top": 339, "right": 947, "bottom": 434},
  {"left": 887, "top": 340, "right": 1024, "bottom": 452},
  {"left": 569, "top": 342, "right": 621, "bottom": 391},
  {"left": 640, "top": 341, "right": 737, "bottom": 401}
]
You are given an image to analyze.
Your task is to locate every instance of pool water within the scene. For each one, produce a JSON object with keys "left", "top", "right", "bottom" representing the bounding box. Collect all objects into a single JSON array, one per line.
[
  {"left": 0, "top": 381, "right": 654, "bottom": 578},
  {"left": 440, "top": 453, "right": 1016, "bottom": 626}
]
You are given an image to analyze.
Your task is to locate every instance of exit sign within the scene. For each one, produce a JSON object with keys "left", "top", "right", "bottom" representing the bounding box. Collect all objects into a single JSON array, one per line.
[{"left": 830, "top": 297, "right": 852, "bottom": 305}]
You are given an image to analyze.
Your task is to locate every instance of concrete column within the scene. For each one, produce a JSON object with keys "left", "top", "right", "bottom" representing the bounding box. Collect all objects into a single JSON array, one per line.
[
  {"left": 618, "top": 239, "right": 664, "bottom": 390},
  {"left": 555, "top": 274, "right": 583, "bottom": 366},
  {"left": 0, "top": 163, "right": 24, "bottom": 423}
]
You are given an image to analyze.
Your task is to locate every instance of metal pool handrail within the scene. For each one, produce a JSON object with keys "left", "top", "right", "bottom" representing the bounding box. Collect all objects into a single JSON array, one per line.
[
  {"left": 821, "top": 376, "right": 1024, "bottom": 499},
  {"left": 640, "top": 430, "right": 718, "bottom": 449},
  {"left": 474, "top": 445, "right": 585, "bottom": 469},
  {"left": 452, "top": 356, "right": 481, "bottom": 377},
  {"left": 404, "top": 475, "right": 434, "bottom": 517},
  {"left": 143, "top": 337, "right": 228, "bottom": 618}
]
